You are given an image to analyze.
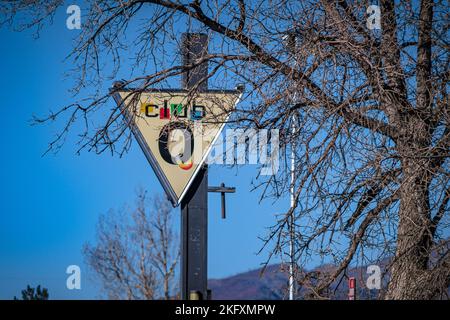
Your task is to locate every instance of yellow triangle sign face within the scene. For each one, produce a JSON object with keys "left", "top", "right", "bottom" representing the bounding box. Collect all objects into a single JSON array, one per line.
[{"left": 113, "top": 89, "right": 241, "bottom": 206}]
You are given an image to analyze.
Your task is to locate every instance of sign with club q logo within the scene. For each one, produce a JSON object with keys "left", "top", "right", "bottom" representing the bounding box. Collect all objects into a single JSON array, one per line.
[{"left": 113, "top": 88, "right": 242, "bottom": 206}]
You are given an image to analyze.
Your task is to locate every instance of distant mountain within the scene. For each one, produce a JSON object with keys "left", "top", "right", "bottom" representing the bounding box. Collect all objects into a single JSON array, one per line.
[
  {"left": 209, "top": 264, "right": 287, "bottom": 300},
  {"left": 209, "top": 262, "right": 384, "bottom": 300},
  {"left": 209, "top": 242, "right": 449, "bottom": 300}
]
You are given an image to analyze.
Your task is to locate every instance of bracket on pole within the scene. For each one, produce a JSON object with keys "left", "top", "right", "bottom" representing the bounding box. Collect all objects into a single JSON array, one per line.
[{"left": 208, "top": 183, "right": 235, "bottom": 219}]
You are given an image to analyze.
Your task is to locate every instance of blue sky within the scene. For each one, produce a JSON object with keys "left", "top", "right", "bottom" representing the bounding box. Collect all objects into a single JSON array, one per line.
[{"left": 0, "top": 5, "right": 296, "bottom": 299}]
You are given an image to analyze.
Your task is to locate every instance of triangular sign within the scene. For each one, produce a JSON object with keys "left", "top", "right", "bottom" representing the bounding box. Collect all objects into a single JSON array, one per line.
[{"left": 113, "top": 88, "right": 242, "bottom": 206}]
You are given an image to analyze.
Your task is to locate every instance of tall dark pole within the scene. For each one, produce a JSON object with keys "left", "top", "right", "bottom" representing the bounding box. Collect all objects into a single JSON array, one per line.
[{"left": 180, "top": 33, "right": 209, "bottom": 300}]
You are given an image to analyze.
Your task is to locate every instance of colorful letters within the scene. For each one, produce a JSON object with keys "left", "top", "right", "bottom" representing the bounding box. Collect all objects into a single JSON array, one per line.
[{"left": 140, "top": 100, "right": 205, "bottom": 120}]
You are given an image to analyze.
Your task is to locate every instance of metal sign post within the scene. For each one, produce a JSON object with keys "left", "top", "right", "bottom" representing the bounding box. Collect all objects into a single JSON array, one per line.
[
  {"left": 180, "top": 33, "right": 238, "bottom": 300},
  {"left": 180, "top": 33, "right": 209, "bottom": 300}
]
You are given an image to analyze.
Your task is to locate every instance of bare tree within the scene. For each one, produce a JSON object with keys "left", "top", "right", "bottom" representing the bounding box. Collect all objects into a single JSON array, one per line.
[
  {"left": 84, "top": 190, "right": 180, "bottom": 300},
  {"left": 2, "top": 0, "right": 448, "bottom": 299}
]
